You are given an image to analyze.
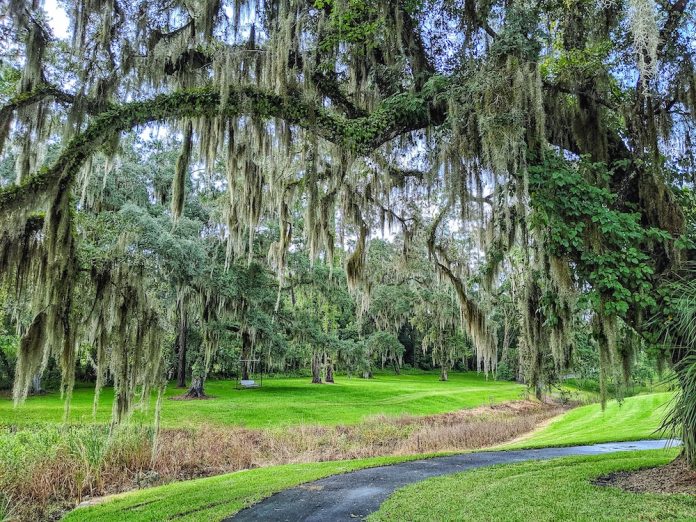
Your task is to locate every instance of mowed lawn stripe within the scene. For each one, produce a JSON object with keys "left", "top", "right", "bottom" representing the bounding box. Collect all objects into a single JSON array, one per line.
[
  {"left": 504, "top": 392, "right": 673, "bottom": 449},
  {"left": 0, "top": 371, "right": 525, "bottom": 428}
]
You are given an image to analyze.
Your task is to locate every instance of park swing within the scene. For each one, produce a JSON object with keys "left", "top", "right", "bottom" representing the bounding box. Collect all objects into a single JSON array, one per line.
[{"left": 235, "top": 357, "right": 263, "bottom": 389}]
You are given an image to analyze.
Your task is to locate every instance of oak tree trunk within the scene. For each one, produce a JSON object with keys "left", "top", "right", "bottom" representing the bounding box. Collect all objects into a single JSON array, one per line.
[
  {"left": 439, "top": 353, "right": 449, "bottom": 381},
  {"left": 185, "top": 375, "right": 206, "bottom": 398},
  {"left": 325, "top": 358, "right": 334, "bottom": 383},
  {"left": 176, "top": 302, "right": 188, "bottom": 388},
  {"left": 0, "top": 348, "right": 13, "bottom": 381},
  {"left": 31, "top": 374, "right": 42, "bottom": 394},
  {"left": 311, "top": 353, "right": 322, "bottom": 384}
]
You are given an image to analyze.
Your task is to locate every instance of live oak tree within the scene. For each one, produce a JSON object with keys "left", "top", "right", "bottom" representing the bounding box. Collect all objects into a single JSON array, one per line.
[
  {"left": 366, "top": 331, "right": 406, "bottom": 374},
  {"left": 285, "top": 256, "right": 356, "bottom": 383},
  {"left": 361, "top": 237, "right": 470, "bottom": 379},
  {"left": 362, "top": 239, "right": 414, "bottom": 375},
  {"left": 0, "top": 0, "right": 694, "bottom": 460}
]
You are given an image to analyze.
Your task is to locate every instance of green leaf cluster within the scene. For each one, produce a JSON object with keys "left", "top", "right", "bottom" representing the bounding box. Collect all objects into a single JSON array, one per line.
[{"left": 529, "top": 153, "right": 671, "bottom": 317}]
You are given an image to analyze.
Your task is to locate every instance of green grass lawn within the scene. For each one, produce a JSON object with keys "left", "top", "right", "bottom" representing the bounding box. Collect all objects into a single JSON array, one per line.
[
  {"left": 505, "top": 392, "right": 673, "bottom": 449},
  {"left": 369, "top": 450, "right": 691, "bottom": 521},
  {"left": 0, "top": 371, "right": 526, "bottom": 428},
  {"left": 63, "top": 453, "right": 443, "bottom": 522}
]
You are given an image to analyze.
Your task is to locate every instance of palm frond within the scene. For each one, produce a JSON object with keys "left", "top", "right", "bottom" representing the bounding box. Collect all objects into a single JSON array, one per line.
[{"left": 661, "top": 268, "right": 696, "bottom": 466}]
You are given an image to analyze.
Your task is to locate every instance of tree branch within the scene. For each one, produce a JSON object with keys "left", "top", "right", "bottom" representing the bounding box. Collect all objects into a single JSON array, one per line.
[
  {"left": 0, "top": 84, "right": 112, "bottom": 123},
  {"left": 658, "top": 0, "right": 690, "bottom": 57},
  {"left": 0, "top": 81, "right": 449, "bottom": 219}
]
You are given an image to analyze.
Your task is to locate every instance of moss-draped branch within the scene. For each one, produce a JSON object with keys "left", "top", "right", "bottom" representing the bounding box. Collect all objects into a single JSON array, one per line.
[{"left": 0, "top": 80, "right": 447, "bottom": 220}]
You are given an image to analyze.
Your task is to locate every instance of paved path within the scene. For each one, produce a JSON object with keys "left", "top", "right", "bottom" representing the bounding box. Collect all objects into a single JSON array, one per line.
[{"left": 227, "top": 439, "right": 679, "bottom": 522}]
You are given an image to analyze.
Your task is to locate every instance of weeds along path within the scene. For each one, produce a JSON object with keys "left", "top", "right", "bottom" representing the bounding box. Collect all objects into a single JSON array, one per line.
[{"left": 227, "top": 440, "right": 678, "bottom": 522}]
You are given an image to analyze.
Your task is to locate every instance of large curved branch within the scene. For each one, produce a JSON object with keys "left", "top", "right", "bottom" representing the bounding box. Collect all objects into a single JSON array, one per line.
[
  {"left": 0, "top": 85, "right": 66, "bottom": 119},
  {"left": 0, "top": 81, "right": 447, "bottom": 218}
]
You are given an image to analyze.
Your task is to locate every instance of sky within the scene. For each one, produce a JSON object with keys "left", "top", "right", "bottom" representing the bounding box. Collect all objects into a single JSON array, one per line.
[{"left": 44, "top": 0, "right": 69, "bottom": 39}]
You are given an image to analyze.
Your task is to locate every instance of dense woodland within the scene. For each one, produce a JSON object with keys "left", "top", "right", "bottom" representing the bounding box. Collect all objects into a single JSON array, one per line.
[{"left": 0, "top": 0, "right": 694, "bottom": 468}]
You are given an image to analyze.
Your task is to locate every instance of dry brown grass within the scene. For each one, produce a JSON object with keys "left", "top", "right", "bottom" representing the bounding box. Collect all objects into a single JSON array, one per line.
[
  {"left": 1, "top": 400, "right": 563, "bottom": 521},
  {"left": 144, "top": 401, "right": 563, "bottom": 478}
]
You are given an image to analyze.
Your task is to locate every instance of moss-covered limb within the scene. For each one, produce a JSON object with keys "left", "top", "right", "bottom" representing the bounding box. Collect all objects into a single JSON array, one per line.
[
  {"left": 0, "top": 85, "right": 55, "bottom": 121},
  {"left": 0, "top": 85, "right": 53, "bottom": 157},
  {"left": 0, "top": 80, "right": 449, "bottom": 218},
  {"left": 355, "top": 78, "right": 449, "bottom": 150},
  {"left": 0, "top": 83, "right": 108, "bottom": 121},
  {"left": 310, "top": 70, "right": 368, "bottom": 118}
]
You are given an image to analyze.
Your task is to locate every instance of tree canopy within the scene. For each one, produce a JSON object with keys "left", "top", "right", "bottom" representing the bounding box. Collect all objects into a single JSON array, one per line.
[{"left": 0, "top": 0, "right": 693, "bottom": 449}]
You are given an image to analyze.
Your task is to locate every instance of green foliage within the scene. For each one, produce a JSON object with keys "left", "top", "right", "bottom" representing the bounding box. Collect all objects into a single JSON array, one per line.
[
  {"left": 540, "top": 40, "right": 612, "bottom": 83},
  {"left": 660, "top": 272, "right": 696, "bottom": 465},
  {"left": 0, "top": 290, "right": 18, "bottom": 390},
  {"left": 315, "top": 0, "right": 383, "bottom": 51},
  {"left": 673, "top": 187, "right": 696, "bottom": 251},
  {"left": 667, "top": 354, "right": 696, "bottom": 466},
  {"left": 488, "top": 5, "right": 544, "bottom": 62},
  {"left": 529, "top": 153, "right": 670, "bottom": 317},
  {"left": 334, "top": 337, "right": 370, "bottom": 376},
  {"left": 367, "top": 331, "right": 405, "bottom": 370},
  {"left": 0, "top": 65, "right": 20, "bottom": 100},
  {"left": 0, "top": 334, "right": 17, "bottom": 390},
  {"left": 494, "top": 360, "right": 516, "bottom": 381}
]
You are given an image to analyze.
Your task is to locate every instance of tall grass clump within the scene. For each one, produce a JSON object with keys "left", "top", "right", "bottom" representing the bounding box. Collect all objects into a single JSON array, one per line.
[
  {"left": 0, "top": 424, "right": 155, "bottom": 521},
  {"left": 0, "top": 492, "right": 17, "bottom": 522}
]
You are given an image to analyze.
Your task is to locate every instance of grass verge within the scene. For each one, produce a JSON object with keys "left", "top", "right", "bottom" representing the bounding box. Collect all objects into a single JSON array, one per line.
[
  {"left": 63, "top": 453, "right": 439, "bottom": 522},
  {"left": 369, "top": 450, "right": 692, "bottom": 521},
  {"left": 503, "top": 392, "right": 672, "bottom": 449},
  {"left": 60, "top": 392, "right": 675, "bottom": 522}
]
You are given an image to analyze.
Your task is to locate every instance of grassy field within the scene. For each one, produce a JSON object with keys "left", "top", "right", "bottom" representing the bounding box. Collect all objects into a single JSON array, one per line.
[
  {"left": 506, "top": 392, "right": 673, "bottom": 448},
  {"left": 0, "top": 371, "right": 526, "bottom": 428},
  {"left": 369, "top": 450, "right": 691, "bottom": 521}
]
